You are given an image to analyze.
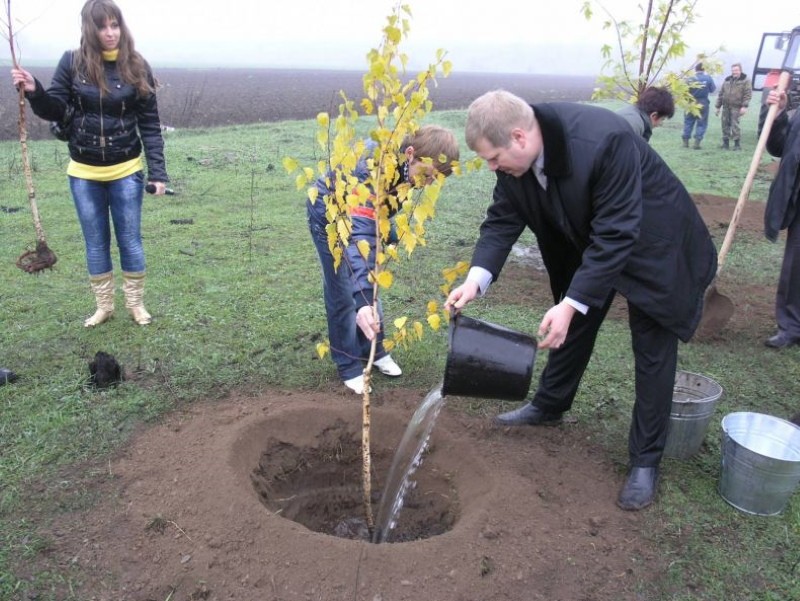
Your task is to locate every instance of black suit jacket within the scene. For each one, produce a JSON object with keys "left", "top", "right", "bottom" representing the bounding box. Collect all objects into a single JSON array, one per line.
[{"left": 471, "top": 102, "right": 717, "bottom": 342}]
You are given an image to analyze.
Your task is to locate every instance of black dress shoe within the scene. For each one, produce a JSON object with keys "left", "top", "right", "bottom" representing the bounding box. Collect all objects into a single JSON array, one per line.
[
  {"left": 493, "top": 403, "right": 563, "bottom": 426},
  {"left": 0, "top": 368, "right": 18, "bottom": 386},
  {"left": 764, "top": 332, "right": 800, "bottom": 349},
  {"left": 617, "top": 466, "right": 659, "bottom": 511}
]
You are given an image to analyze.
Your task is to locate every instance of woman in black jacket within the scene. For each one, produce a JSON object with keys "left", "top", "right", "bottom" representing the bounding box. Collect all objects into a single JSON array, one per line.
[{"left": 12, "top": 0, "right": 169, "bottom": 327}]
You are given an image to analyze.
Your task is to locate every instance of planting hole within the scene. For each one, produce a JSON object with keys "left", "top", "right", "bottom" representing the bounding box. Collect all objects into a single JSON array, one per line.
[{"left": 250, "top": 416, "right": 459, "bottom": 542}]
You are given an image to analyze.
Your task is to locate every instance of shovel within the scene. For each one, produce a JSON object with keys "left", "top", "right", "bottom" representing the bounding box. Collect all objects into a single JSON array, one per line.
[{"left": 697, "top": 70, "right": 792, "bottom": 337}]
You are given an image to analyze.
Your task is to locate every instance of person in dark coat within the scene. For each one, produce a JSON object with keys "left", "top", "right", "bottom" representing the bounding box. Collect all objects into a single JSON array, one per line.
[
  {"left": 445, "top": 90, "right": 717, "bottom": 510},
  {"left": 762, "top": 87, "right": 800, "bottom": 348}
]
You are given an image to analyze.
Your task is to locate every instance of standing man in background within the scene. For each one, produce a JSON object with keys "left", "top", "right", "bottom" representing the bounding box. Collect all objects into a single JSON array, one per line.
[
  {"left": 682, "top": 63, "right": 716, "bottom": 150},
  {"left": 716, "top": 63, "right": 752, "bottom": 150}
]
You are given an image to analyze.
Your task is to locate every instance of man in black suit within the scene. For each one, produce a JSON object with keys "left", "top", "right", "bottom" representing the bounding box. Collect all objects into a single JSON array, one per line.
[{"left": 445, "top": 90, "right": 717, "bottom": 510}]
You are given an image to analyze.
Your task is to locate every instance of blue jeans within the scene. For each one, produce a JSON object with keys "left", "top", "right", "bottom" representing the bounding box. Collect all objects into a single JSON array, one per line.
[
  {"left": 307, "top": 200, "right": 386, "bottom": 381},
  {"left": 682, "top": 100, "right": 710, "bottom": 141},
  {"left": 69, "top": 172, "right": 145, "bottom": 275}
]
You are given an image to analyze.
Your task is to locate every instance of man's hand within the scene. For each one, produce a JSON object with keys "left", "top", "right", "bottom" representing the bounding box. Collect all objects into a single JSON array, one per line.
[
  {"left": 766, "top": 88, "right": 787, "bottom": 110},
  {"left": 356, "top": 305, "right": 380, "bottom": 341},
  {"left": 537, "top": 301, "right": 577, "bottom": 349},
  {"left": 444, "top": 280, "right": 480, "bottom": 311}
]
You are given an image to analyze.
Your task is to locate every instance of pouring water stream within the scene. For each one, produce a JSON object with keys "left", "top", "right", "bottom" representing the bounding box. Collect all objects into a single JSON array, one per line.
[{"left": 372, "top": 382, "right": 446, "bottom": 543}]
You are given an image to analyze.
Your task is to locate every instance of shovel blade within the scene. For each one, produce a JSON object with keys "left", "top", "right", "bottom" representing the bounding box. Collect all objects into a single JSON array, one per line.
[{"left": 696, "top": 286, "right": 735, "bottom": 338}]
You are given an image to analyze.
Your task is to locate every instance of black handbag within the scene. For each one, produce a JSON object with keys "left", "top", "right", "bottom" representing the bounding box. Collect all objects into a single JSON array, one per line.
[{"left": 49, "top": 103, "right": 74, "bottom": 142}]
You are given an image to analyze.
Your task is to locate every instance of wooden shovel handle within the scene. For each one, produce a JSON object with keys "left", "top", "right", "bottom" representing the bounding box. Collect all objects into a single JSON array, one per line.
[{"left": 716, "top": 70, "right": 792, "bottom": 274}]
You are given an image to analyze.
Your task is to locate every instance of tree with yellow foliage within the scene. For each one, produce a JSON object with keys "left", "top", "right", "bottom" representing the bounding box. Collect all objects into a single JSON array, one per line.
[{"left": 284, "top": 3, "right": 478, "bottom": 534}]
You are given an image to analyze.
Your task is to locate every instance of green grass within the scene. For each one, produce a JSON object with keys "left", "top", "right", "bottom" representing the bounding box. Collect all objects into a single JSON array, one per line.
[{"left": 1, "top": 105, "right": 799, "bottom": 600}]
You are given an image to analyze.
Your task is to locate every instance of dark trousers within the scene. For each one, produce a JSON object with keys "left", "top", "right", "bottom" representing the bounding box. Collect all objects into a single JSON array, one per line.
[
  {"left": 776, "top": 209, "right": 800, "bottom": 337},
  {"left": 532, "top": 291, "right": 678, "bottom": 467}
]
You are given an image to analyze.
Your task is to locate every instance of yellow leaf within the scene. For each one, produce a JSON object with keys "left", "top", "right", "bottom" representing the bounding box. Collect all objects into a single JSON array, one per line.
[
  {"left": 307, "top": 187, "right": 319, "bottom": 204},
  {"left": 413, "top": 321, "right": 424, "bottom": 339},
  {"left": 357, "top": 239, "right": 370, "bottom": 260},
  {"left": 442, "top": 60, "right": 453, "bottom": 77},
  {"left": 427, "top": 313, "right": 441, "bottom": 331},
  {"left": 316, "top": 341, "right": 330, "bottom": 359},
  {"left": 316, "top": 112, "right": 330, "bottom": 128},
  {"left": 282, "top": 156, "right": 298, "bottom": 174},
  {"left": 376, "top": 270, "right": 393, "bottom": 289},
  {"left": 394, "top": 316, "right": 408, "bottom": 329},
  {"left": 361, "top": 98, "right": 374, "bottom": 114},
  {"left": 303, "top": 167, "right": 314, "bottom": 181},
  {"left": 383, "top": 339, "right": 395, "bottom": 352},
  {"left": 427, "top": 300, "right": 438, "bottom": 314}
]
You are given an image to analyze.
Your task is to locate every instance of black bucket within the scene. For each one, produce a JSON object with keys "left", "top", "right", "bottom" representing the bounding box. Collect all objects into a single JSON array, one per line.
[{"left": 442, "top": 313, "right": 537, "bottom": 401}]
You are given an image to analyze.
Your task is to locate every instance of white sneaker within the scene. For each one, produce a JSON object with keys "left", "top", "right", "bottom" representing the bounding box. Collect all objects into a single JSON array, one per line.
[
  {"left": 344, "top": 375, "right": 370, "bottom": 394},
  {"left": 374, "top": 355, "right": 402, "bottom": 377}
]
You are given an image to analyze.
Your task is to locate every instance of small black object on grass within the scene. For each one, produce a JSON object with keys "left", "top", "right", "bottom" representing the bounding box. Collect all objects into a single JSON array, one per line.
[{"left": 89, "top": 351, "right": 123, "bottom": 389}]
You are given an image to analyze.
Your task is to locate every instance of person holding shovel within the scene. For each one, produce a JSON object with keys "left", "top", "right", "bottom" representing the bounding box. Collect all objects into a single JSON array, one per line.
[
  {"left": 445, "top": 90, "right": 717, "bottom": 510},
  {"left": 762, "top": 86, "right": 800, "bottom": 349},
  {"left": 308, "top": 126, "right": 459, "bottom": 395},
  {"left": 11, "top": 0, "right": 169, "bottom": 327}
]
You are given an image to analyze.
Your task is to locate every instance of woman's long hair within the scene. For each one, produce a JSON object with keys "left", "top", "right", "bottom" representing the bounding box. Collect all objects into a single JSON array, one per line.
[{"left": 73, "top": 0, "right": 153, "bottom": 97}]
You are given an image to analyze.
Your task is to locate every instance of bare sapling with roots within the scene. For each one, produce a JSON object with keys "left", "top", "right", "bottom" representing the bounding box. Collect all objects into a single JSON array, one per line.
[{"left": 4, "top": 0, "right": 57, "bottom": 273}]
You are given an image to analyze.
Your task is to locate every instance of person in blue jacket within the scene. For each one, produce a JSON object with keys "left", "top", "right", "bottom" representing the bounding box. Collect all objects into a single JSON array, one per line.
[
  {"left": 307, "top": 126, "right": 459, "bottom": 394},
  {"left": 682, "top": 63, "right": 717, "bottom": 149}
]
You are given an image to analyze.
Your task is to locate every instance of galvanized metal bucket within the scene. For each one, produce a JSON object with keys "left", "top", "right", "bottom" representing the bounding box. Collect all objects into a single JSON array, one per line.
[
  {"left": 719, "top": 412, "right": 800, "bottom": 516},
  {"left": 663, "top": 371, "right": 724, "bottom": 459}
]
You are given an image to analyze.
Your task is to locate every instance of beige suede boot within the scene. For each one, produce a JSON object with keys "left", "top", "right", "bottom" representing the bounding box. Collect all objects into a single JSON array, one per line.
[
  {"left": 122, "top": 271, "right": 152, "bottom": 325},
  {"left": 84, "top": 272, "right": 115, "bottom": 327}
]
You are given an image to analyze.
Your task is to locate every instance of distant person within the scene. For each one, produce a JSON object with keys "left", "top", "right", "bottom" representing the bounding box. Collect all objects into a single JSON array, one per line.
[
  {"left": 761, "top": 87, "right": 800, "bottom": 348},
  {"left": 715, "top": 63, "right": 752, "bottom": 150},
  {"left": 11, "top": 0, "right": 169, "bottom": 327},
  {"left": 445, "top": 90, "right": 717, "bottom": 511},
  {"left": 308, "top": 126, "right": 459, "bottom": 394},
  {"left": 0, "top": 367, "right": 17, "bottom": 386},
  {"left": 616, "top": 86, "right": 675, "bottom": 142},
  {"left": 682, "top": 63, "right": 716, "bottom": 149}
]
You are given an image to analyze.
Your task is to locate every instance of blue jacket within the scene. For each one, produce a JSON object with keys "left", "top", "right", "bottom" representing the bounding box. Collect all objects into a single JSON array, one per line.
[
  {"left": 688, "top": 71, "right": 716, "bottom": 104},
  {"left": 311, "top": 141, "right": 402, "bottom": 309}
]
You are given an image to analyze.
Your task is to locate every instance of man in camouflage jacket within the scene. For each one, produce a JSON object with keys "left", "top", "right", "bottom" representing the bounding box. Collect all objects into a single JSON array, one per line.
[{"left": 715, "top": 63, "right": 752, "bottom": 150}]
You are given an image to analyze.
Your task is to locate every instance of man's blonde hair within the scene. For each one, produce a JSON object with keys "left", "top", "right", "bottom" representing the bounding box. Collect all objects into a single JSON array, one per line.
[
  {"left": 465, "top": 90, "right": 535, "bottom": 150},
  {"left": 401, "top": 125, "right": 460, "bottom": 175}
]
